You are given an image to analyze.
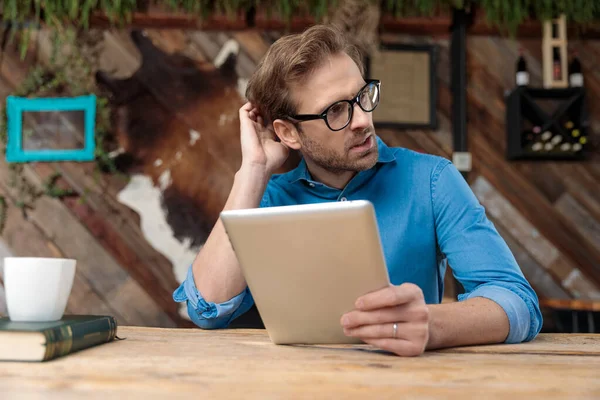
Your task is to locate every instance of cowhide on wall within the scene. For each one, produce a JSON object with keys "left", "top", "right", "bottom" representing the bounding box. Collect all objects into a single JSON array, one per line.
[{"left": 95, "top": 31, "right": 291, "bottom": 293}]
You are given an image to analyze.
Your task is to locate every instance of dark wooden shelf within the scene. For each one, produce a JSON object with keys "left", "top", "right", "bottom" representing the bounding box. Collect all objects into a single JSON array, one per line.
[{"left": 505, "top": 86, "right": 590, "bottom": 161}]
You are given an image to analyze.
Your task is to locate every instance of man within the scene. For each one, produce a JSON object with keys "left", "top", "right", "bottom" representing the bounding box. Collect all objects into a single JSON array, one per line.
[{"left": 173, "top": 25, "right": 542, "bottom": 356}]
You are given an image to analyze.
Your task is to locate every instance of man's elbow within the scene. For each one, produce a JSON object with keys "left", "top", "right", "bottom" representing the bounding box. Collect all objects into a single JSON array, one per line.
[
  {"left": 509, "top": 285, "right": 544, "bottom": 344},
  {"left": 185, "top": 302, "right": 230, "bottom": 330},
  {"left": 524, "top": 294, "right": 543, "bottom": 343}
]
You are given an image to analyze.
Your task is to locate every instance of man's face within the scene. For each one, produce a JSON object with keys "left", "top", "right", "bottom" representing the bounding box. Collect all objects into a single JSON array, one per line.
[{"left": 290, "top": 52, "right": 379, "bottom": 174}]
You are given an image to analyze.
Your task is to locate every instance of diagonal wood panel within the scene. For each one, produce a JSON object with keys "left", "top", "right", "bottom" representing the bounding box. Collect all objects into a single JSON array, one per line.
[
  {"left": 0, "top": 158, "right": 176, "bottom": 327},
  {"left": 555, "top": 194, "right": 600, "bottom": 256},
  {"left": 472, "top": 177, "right": 561, "bottom": 269},
  {"left": 0, "top": 185, "right": 123, "bottom": 320},
  {"left": 470, "top": 127, "right": 600, "bottom": 287},
  {"left": 389, "top": 34, "right": 600, "bottom": 298},
  {"left": 433, "top": 52, "right": 600, "bottom": 289}
]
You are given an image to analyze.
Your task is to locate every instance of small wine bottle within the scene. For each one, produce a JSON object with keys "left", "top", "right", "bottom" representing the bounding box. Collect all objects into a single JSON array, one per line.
[
  {"left": 516, "top": 48, "right": 529, "bottom": 86},
  {"left": 541, "top": 131, "right": 553, "bottom": 141},
  {"left": 573, "top": 143, "right": 583, "bottom": 152},
  {"left": 569, "top": 51, "right": 584, "bottom": 87},
  {"left": 551, "top": 135, "right": 563, "bottom": 145},
  {"left": 532, "top": 142, "right": 543, "bottom": 152},
  {"left": 553, "top": 47, "right": 562, "bottom": 80},
  {"left": 560, "top": 142, "right": 572, "bottom": 152}
]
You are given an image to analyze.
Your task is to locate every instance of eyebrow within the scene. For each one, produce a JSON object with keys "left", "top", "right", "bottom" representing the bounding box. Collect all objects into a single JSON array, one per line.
[{"left": 316, "top": 81, "right": 366, "bottom": 114}]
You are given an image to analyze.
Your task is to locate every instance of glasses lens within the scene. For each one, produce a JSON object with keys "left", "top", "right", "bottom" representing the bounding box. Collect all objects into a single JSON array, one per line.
[
  {"left": 359, "top": 82, "right": 379, "bottom": 112},
  {"left": 326, "top": 101, "right": 352, "bottom": 130}
]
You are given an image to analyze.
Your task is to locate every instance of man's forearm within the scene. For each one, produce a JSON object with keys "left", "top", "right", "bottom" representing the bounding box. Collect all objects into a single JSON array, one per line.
[
  {"left": 426, "top": 297, "right": 509, "bottom": 350},
  {"left": 192, "top": 165, "right": 270, "bottom": 303}
]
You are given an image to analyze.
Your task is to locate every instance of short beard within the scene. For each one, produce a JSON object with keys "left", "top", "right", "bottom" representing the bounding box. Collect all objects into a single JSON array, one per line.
[{"left": 298, "top": 127, "right": 379, "bottom": 175}]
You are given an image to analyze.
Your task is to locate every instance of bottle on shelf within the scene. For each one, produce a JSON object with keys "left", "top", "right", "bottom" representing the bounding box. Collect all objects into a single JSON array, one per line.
[
  {"left": 541, "top": 131, "right": 553, "bottom": 142},
  {"left": 553, "top": 47, "right": 562, "bottom": 80},
  {"left": 531, "top": 142, "right": 543, "bottom": 152},
  {"left": 560, "top": 142, "right": 572, "bottom": 152},
  {"left": 550, "top": 134, "right": 563, "bottom": 145},
  {"left": 516, "top": 48, "right": 529, "bottom": 86},
  {"left": 569, "top": 51, "right": 584, "bottom": 87}
]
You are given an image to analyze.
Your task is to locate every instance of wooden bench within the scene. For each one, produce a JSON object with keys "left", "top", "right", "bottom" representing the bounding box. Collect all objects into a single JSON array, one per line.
[{"left": 540, "top": 298, "right": 600, "bottom": 333}]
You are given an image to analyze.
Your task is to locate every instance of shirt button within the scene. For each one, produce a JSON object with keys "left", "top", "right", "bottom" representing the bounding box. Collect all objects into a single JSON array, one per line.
[
  {"left": 309, "top": 183, "right": 315, "bottom": 187},
  {"left": 340, "top": 197, "right": 347, "bottom": 201}
]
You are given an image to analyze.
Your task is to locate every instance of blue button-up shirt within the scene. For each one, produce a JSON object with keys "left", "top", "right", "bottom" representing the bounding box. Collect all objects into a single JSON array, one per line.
[{"left": 174, "top": 137, "right": 542, "bottom": 343}]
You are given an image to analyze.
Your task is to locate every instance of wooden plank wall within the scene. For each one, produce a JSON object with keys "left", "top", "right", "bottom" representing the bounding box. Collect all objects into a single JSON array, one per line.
[
  {"left": 0, "top": 32, "right": 179, "bottom": 327},
  {"left": 375, "top": 33, "right": 600, "bottom": 301},
  {"left": 0, "top": 27, "right": 598, "bottom": 329}
]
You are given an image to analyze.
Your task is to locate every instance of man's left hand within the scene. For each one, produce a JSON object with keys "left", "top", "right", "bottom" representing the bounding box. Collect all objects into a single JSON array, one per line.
[{"left": 341, "top": 283, "right": 430, "bottom": 357}]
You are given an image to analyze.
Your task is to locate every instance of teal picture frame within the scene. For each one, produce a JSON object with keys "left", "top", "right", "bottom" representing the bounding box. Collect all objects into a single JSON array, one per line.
[{"left": 5, "top": 94, "right": 96, "bottom": 163}]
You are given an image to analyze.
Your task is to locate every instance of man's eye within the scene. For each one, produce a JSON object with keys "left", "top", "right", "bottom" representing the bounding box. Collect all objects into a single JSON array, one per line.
[{"left": 329, "top": 103, "right": 345, "bottom": 115}]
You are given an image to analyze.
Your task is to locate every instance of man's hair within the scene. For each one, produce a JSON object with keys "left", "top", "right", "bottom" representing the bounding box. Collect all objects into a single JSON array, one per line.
[{"left": 245, "top": 24, "right": 364, "bottom": 125}]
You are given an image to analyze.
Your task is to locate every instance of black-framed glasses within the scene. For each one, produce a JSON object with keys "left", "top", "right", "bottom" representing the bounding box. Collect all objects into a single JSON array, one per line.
[{"left": 289, "top": 79, "right": 380, "bottom": 131}]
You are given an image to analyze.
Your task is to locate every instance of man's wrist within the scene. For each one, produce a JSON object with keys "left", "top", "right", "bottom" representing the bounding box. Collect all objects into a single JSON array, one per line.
[
  {"left": 425, "top": 304, "right": 442, "bottom": 350},
  {"left": 223, "top": 164, "right": 271, "bottom": 211},
  {"left": 238, "top": 162, "right": 271, "bottom": 181}
]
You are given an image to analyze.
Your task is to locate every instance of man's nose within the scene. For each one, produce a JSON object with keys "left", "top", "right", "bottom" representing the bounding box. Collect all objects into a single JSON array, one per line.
[{"left": 349, "top": 103, "right": 370, "bottom": 131}]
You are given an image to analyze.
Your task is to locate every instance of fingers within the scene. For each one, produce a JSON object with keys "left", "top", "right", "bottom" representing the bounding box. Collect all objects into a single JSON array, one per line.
[
  {"left": 240, "top": 102, "right": 258, "bottom": 123},
  {"left": 245, "top": 106, "right": 264, "bottom": 126},
  {"left": 343, "top": 321, "right": 427, "bottom": 341},
  {"left": 240, "top": 101, "right": 254, "bottom": 112},
  {"left": 355, "top": 283, "right": 424, "bottom": 311},
  {"left": 341, "top": 304, "right": 428, "bottom": 329},
  {"left": 362, "top": 337, "right": 426, "bottom": 357},
  {"left": 248, "top": 109, "right": 257, "bottom": 122}
]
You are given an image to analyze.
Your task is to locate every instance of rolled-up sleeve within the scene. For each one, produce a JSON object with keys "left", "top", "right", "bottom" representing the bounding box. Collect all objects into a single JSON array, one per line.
[
  {"left": 431, "top": 159, "right": 543, "bottom": 343},
  {"left": 173, "top": 187, "right": 273, "bottom": 329},
  {"left": 173, "top": 264, "right": 255, "bottom": 329}
]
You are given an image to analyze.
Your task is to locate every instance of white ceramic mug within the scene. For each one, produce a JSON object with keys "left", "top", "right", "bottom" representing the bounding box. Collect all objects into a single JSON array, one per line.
[{"left": 4, "top": 257, "right": 76, "bottom": 322}]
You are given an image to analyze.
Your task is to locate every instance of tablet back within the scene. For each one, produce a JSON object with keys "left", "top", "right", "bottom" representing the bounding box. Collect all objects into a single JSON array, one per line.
[{"left": 220, "top": 200, "right": 390, "bottom": 344}]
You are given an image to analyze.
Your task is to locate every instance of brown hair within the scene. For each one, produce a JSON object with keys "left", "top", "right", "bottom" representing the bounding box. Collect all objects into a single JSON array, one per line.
[{"left": 245, "top": 24, "right": 364, "bottom": 125}]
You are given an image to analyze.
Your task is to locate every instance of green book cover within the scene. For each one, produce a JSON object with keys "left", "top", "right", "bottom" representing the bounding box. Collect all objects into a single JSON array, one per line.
[{"left": 0, "top": 315, "right": 117, "bottom": 362}]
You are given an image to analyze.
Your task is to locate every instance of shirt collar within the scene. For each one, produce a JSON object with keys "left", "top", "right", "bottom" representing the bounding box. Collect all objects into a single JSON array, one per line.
[{"left": 288, "top": 136, "right": 396, "bottom": 184}]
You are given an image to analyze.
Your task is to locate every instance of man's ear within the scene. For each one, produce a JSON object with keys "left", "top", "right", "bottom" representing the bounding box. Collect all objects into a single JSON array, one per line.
[{"left": 272, "top": 119, "right": 302, "bottom": 150}]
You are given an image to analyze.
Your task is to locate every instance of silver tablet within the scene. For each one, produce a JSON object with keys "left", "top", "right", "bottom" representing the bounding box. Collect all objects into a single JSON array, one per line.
[{"left": 220, "top": 200, "right": 390, "bottom": 344}]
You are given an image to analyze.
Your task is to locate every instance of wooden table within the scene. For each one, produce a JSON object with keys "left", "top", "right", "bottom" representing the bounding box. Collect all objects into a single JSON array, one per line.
[{"left": 1, "top": 327, "right": 599, "bottom": 399}]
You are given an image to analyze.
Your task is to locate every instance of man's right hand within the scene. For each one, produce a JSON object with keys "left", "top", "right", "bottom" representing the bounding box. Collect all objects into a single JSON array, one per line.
[{"left": 239, "top": 102, "right": 290, "bottom": 175}]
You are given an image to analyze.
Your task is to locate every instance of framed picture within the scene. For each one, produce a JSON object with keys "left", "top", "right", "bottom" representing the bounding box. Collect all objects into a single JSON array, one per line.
[
  {"left": 5, "top": 94, "right": 96, "bottom": 163},
  {"left": 366, "top": 43, "right": 438, "bottom": 130}
]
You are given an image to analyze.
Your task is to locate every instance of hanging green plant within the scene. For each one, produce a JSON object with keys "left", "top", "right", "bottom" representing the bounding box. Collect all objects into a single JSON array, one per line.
[
  {"left": 1, "top": 1, "right": 599, "bottom": 55},
  {"left": 43, "top": 172, "right": 77, "bottom": 198}
]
